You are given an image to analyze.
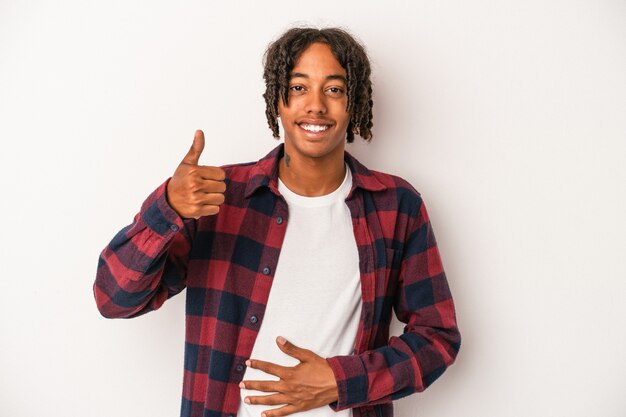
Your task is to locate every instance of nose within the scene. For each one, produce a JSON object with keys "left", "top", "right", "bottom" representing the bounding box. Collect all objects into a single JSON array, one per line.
[{"left": 304, "top": 89, "right": 327, "bottom": 114}]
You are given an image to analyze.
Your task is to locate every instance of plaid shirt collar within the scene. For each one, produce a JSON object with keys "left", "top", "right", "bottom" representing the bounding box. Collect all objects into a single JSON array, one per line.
[{"left": 243, "top": 143, "right": 388, "bottom": 199}]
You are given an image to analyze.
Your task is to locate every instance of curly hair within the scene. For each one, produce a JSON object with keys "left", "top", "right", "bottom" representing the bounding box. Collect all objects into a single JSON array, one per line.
[{"left": 263, "top": 27, "right": 373, "bottom": 143}]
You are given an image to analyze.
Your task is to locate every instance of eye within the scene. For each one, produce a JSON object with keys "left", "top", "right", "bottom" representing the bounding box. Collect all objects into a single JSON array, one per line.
[
  {"left": 288, "top": 85, "right": 306, "bottom": 94},
  {"left": 326, "top": 86, "right": 345, "bottom": 97}
]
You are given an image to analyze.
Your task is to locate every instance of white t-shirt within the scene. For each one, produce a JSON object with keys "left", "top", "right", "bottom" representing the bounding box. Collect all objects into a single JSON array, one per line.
[{"left": 237, "top": 165, "right": 362, "bottom": 417}]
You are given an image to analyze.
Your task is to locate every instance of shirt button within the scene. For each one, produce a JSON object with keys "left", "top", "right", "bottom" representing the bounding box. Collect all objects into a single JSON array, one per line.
[
  {"left": 250, "top": 315, "right": 258, "bottom": 324},
  {"left": 262, "top": 267, "right": 271, "bottom": 275},
  {"left": 276, "top": 216, "right": 283, "bottom": 225},
  {"left": 235, "top": 364, "right": 244, "bottom": 372},
  {"left": 169, "top": 224, "right": 179, "bottom": 232}
]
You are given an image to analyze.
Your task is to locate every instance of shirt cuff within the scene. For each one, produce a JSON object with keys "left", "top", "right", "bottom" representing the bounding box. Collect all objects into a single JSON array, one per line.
[
  {"left": 326, "top": 355, "right": 369, "bottom": 411},
  {"left": 140, "top": 178, "right": 185, "bottom": 235}
]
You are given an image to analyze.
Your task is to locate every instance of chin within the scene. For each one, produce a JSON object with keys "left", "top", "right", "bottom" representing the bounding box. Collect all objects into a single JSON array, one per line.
[{"left": 299, "top": 140, "right": 343, "bottom": 159}]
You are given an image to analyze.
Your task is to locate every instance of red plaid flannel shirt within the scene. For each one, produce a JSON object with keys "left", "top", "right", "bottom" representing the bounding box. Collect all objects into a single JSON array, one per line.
[{"left": 94, "top": 144, "right": 460, "bottom": 417}]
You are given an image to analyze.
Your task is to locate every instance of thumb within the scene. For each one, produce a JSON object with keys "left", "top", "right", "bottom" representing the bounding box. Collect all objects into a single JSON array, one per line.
[{"left": 181, "top": 130, "right": 205, "bottom": 165}]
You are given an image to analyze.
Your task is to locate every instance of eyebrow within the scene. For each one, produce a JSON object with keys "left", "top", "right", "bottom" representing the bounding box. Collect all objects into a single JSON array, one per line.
[{"left": 290, "top": 72, "right": 347, "bottom": 83}]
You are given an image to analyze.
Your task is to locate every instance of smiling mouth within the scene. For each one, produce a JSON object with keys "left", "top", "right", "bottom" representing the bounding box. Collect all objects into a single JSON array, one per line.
[{"left": 298, "top": 123, "right": 332, "bottom": 133}]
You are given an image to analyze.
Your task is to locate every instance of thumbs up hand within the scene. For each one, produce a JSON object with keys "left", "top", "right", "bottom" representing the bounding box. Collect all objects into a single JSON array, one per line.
[{"left": 166, "top": 130, "right": 226, "bottom": 219}]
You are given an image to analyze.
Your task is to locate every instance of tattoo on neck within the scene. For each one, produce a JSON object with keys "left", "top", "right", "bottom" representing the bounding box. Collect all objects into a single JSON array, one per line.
[{"left": 285, "top": 153, "right": 291, "bottom": 168}]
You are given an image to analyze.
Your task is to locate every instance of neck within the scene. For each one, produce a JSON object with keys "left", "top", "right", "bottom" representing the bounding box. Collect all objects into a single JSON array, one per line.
[{"left": 278, "top": 147, "right": 346, "bottom": 197}]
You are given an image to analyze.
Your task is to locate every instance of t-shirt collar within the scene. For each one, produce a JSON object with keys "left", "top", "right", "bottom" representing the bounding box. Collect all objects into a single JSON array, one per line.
[{"left": 244, "top": 143, "right": 387, "bottom": 199}]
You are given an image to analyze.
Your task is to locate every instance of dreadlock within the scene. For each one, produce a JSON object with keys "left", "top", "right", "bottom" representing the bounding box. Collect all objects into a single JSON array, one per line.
[{"left": 263, "top": 27, "right": 373, "bottom": 143}]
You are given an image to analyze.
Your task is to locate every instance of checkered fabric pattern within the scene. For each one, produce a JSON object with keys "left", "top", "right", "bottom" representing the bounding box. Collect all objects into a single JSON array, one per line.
[{"left": 94, "top": 144, "right": 460, "bottom": 417}]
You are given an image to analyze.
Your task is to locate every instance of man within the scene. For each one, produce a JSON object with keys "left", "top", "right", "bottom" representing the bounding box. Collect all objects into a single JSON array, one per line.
[{"left": 94, "top": 27, "right": 461, "bottom": 417}]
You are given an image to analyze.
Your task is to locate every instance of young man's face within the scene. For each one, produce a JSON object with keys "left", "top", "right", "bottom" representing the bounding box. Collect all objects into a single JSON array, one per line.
[{"left": 278, "top": 42, "right": 351, "bottom": 163}]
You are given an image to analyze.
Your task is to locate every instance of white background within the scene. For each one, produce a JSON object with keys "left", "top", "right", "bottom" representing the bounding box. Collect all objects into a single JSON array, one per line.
[{"left": 1, "top": 1, "right": 625, "bottom": 416}]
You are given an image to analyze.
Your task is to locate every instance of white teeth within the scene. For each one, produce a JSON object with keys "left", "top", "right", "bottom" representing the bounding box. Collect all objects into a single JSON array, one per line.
[{"left": 300, "top": 124, "right": 329, "bottom": 132}]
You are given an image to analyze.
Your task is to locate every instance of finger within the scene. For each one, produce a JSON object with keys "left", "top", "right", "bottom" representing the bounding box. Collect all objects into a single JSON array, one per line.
[
  {"left": 185, "top": 178, "right": 226, "bottom": 195},
  {"left": 240, "top": 379, "right": 283, "bottom": 393},
  {"left": 193, "top": 182, "right": 227, "bottom": 195},
  {"left": 243, "top": 393, "right": 289, "bottom": 406},
  {"left": 190, "top": 193, "right": 225, "bottom": 206},
  {"left": 193, "top": 205, "right": 220, "bottom": 218},
  {"left": 276, "top": 337, "right": 314, "bottom": 362},
  {"left": 263, "top": 404, "right": 299, "bottom": 417},
  {"left": 200, "top": 180, "right": 227, "bottom": 194},
  {"left": 186, "top": 187, "right": 225, "bottom": 204},
  {"left": 246, "top": 359, "right": 289, "bottom": 379},
  {"left": 195, "top": 166, "right": 226, "bottom": 181},
  {"left": 182, "top": 130, "right": 205, "bottom": 165}
]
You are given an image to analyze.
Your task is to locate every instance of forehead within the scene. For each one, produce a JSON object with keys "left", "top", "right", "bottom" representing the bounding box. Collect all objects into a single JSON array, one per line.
[{"left": 291, "top": 42, "right": 346, "bottom": 78}]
